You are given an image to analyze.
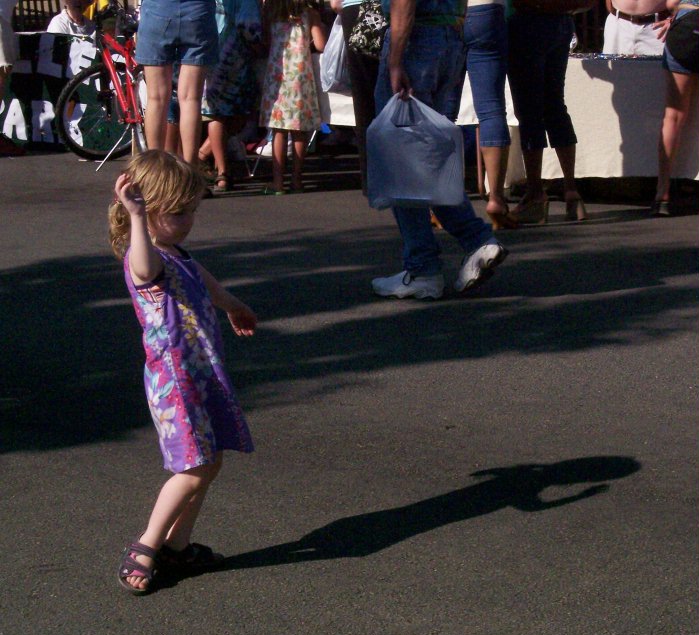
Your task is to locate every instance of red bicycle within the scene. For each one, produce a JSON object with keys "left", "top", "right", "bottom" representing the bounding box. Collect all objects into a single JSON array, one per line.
[{"left": 55, "top": 0, "right": 145, "bottom": 165}]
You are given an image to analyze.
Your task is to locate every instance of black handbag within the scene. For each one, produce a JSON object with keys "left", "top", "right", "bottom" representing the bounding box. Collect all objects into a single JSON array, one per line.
[
  {"left": 348, "top": 0, "right": 387, "bottom": 59},
  {"left": 665, "top": 10, "right": 699, "bottom": 74}
]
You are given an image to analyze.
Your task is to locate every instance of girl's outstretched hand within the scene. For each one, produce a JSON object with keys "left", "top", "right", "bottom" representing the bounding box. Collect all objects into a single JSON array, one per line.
[
  {"left": 226, "top": 303, "right": 257, "bottom": 337},
  {"left": 115, "top": 173, "right": 146, "bottom": 217}
]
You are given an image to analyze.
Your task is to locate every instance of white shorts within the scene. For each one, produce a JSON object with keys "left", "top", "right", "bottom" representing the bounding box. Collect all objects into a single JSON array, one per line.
[
  {"left": 602, "top": 12, "right": 665, "bottom": 56},
  {"left": 0, "top": 16, "right": 18, "bottom": 68}
]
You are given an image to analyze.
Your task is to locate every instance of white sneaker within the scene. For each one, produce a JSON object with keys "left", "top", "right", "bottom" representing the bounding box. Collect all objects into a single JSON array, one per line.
[
  {"left": 454, "top": 238, "right": 508, "bottom": 293},
  {"left": 372, "top": 271, "right": 445, "bottom": 299}
]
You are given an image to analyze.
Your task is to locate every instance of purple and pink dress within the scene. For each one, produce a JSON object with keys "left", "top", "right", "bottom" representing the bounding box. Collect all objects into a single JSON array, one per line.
[{"left": 125, "top": 246, "right": 253, "bottom": 473}]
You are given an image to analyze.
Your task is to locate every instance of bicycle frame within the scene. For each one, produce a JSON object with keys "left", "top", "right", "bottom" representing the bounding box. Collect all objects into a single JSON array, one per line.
[{"left": 98, "top": 31, "right": 143, "bottom": 126}]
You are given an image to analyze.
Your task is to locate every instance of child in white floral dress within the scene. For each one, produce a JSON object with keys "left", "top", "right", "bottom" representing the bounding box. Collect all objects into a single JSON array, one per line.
[{"left": 259, "top": 0, "right": 327, "bottom": 194}]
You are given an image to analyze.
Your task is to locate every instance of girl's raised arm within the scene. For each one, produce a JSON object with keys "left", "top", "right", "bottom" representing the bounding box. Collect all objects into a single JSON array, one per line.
[
  {"left": 115, "top": 173, "right": 163, "bottom": 285},
  {"left": 309, "top": 8, "right": 327, "bottom": 52}
]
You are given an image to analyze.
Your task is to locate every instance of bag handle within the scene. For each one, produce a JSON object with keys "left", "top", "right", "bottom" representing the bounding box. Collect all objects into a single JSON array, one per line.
[{"left": 390, "top": 97, "right": 424, "bottom": 127}]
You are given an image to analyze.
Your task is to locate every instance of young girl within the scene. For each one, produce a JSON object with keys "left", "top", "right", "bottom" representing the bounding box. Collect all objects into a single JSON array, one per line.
[
  {"left": 258, "top": 0, "right": 327, "bottom": 194},
  {"left": 109, "top": 150, "right": 257, "bottom": 595}
]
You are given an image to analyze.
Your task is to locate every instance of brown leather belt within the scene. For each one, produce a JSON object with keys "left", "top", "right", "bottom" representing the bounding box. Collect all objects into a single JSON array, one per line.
[{"left": 612, "top": 8, "right": 671, "bottom": 24}]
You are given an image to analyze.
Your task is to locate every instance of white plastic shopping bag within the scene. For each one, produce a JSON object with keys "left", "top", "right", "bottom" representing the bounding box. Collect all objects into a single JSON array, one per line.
[
  {"left": 320, "top": 15, "right": 351, "bottom": 93},
  {"left": 366, "top": 94, "right": 465, "bottom": 209}
]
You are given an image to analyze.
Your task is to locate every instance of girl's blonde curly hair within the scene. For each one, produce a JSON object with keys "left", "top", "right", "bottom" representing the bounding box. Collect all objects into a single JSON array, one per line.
[{"left": 108, "top": 150, "right": 206, "bottom": 259}]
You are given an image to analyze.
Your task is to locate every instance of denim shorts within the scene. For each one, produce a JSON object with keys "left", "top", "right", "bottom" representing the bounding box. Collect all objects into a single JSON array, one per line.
[
  {"left": 135, "top": 0, "right": 218, "bottom": 66},
  {"left": 662, "top": 8, "right": 696, "bottom": 75}
]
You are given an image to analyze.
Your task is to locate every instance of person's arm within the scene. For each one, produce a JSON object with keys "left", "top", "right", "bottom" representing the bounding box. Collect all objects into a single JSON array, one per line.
[
  {"left": 330, "top": 0, "right": 343, "bottom": 13},
  {"left": 653, "top": 0, "right": 677, "bottom": 39},
  {"left": 195, "top": 263, "right": 257, "bottom": 336},
  {"left": 115, "top": 173, "right": 163, "bottom": 285},
  {"left": 387, "top": 0, "right": 416, "bottom": 99},
  {"left": 309, "top": 8, "right": 328, "bottom": 52}
]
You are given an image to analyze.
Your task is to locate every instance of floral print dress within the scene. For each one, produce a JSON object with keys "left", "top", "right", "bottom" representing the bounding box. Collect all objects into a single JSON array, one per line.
[
  {"left": 259, "top": 11, "right": 322, "bottom": 132},
  {"left": 125, "top": 247, "right": 253, "bottom": 474}
]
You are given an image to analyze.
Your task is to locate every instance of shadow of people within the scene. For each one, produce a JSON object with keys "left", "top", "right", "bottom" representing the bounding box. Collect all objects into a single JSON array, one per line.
[{"left": 213, "top": 456, "right": 640, "bottom": 571}]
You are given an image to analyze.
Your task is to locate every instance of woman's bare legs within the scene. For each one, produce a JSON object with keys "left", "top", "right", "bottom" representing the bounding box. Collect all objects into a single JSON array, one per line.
[
  {"left": 124, "top": 453, "right": 223, "bottom": 591},
  {"left": 177, "top": 64, "right": 208, "bottom": 165},
  {"left": 656, "top": 70, "right": 698, "bottom": 202},
  {"left": 143, "top": 65, "right": 173, "bottom": 152}
]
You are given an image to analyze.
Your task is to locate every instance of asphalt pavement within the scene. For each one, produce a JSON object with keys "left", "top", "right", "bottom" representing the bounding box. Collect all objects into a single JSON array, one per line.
[{"left": 1, "top": 148, "right": 698, "bottom": 635}]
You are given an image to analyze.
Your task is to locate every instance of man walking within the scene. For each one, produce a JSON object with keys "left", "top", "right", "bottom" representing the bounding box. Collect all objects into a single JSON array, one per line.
[{"left": 371, "top": 0, "right": 507, "bottom": 300}]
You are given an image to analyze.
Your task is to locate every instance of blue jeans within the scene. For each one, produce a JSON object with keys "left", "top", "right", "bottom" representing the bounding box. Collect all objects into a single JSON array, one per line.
[
  {"left": 463, "top": 4, "right": 510, "bottom": 147},
  {"left": 507, "top": 12, "right": 577, "bottom": 150},
  {"left": 374, "top": 25, "right": 493, "bottom": 277}
]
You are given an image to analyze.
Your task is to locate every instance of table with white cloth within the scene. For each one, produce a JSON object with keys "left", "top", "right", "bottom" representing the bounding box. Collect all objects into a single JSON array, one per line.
[{"left": 320, "top": 55, "right": 699, "bottom": 188}]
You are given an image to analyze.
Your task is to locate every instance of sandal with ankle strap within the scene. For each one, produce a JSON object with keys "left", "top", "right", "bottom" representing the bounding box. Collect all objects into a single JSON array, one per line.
[
  {"left": 213, "top": 173, "right": 233, "bottom": 193},
  {"left": 117, "top": 541, "right": 158, "bottom": 595},
  {"left": 159, "top": 542, "right": 224, "bottom": 572}
]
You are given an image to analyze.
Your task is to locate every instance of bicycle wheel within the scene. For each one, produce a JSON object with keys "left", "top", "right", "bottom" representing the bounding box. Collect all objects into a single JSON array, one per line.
[{"left": 55, "top": 62, "right": 144, "bottom": 161}]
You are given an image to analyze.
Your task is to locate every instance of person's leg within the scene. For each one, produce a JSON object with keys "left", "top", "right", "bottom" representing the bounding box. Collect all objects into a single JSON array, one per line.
[
  {"left": 271, "top": 129, "right": 287, "bottom": 191},
  {"left": 290, "top": 130, "right": 308, "bottom": 190},
  {"left": 463, "top": 4, "right": 511, "bottom": 218},
  {"left": 543, "top": 16, "right": 579, "bottom": 200},
  {"left": 554, "top": 144, "right": 578, "bottom": 198},
  {"left": 656, "top": 70, "right": 698, "bottom": 203},
  {"left": 177, "top": 63, "right": 208, "bottom": 165},
  {"left": 208, "top": 118, "right": 230, "bottom": 183},
  {"left": 164, "top": 453, "right": 223, "bottom": 550},
  {"left": 198, "top": 134, "right": 212, "bottom": 164},
  {"left": 124, "top": 455, "right": 223, "bottom": 591},
  {"left": 164, "top": 123, "right": 181, "bottom": 155},
  {"left": 143, "top": 65, "right": 174, "bottom": 151},
  {"left": 341, "top": 4, "right": 380, "bottom": 196},
  {"left": 508, "top": 13, "right": 548, "bottom": 209}
]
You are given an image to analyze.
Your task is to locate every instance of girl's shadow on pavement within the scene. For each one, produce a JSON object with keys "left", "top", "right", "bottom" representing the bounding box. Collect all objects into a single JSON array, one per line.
[{"left": 160, "top": 455, "right": 640, "bottom": 588}]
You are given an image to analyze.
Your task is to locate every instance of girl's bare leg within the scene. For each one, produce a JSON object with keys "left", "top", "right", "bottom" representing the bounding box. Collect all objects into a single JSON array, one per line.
[
  {"left": 290, "top": 130, "right": 308, "bottom": 191},
  {"left": 271, "top": 129, "right": 287, "bottom": 191},
  {"left": 124, "top": 453, "right": 223, "bottom": 591}
]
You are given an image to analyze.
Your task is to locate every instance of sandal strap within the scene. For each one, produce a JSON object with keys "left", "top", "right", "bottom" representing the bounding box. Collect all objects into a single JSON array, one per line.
[
  {"left": 127, "top": 541, "right": 159, "bottom": 560},
  {"left": 118, "top": 542, "right": 157, "bottom": 583}
]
